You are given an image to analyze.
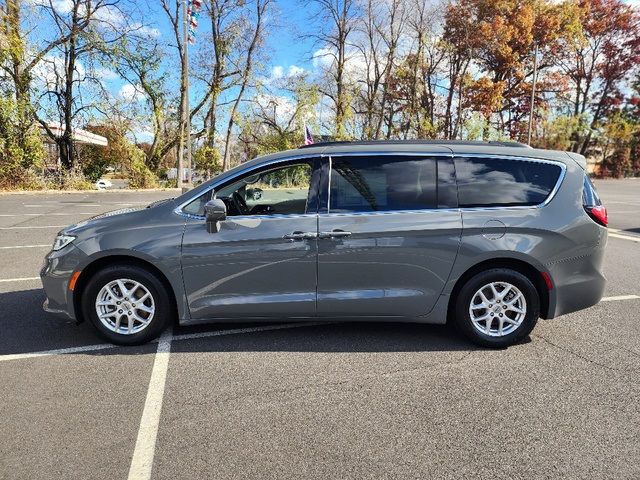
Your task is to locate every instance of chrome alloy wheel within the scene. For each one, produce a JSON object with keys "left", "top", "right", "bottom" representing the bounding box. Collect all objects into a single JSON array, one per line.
[
  {"left": 469, "top": 282, "right": 527, "bottom": 337},
  {"left": 95, "top": 279, "right": 155, "bottom": 335}
]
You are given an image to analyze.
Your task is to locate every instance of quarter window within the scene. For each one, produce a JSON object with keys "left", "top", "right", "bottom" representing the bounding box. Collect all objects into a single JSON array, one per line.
[
  {"left": 454, "top": 157, "right": 562, "bottom": 208},
  {"left": 329, "top": 156, "right": 437, "bottom": 213}
]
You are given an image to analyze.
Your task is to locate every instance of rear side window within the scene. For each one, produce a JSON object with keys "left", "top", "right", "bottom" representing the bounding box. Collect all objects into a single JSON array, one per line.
[
  {"left": 454, "top": 157, "right": 562, "bottom": 207},
  {"left": 329, "top": 156, "right": 437, "bottom": 212}
]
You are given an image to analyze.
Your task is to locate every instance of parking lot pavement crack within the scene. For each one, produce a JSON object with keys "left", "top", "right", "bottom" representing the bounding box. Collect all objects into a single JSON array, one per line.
[
  {"left": 202, "top": 351, "right": 475, "bottom": 407},
  {"left": 532, "top": 333, "right": 640, "bottom": 375}
]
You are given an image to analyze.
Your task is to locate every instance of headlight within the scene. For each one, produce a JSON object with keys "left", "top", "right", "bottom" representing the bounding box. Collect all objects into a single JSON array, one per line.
[{"left": 52, "top": 234, "right": 76, "bottom": 251}]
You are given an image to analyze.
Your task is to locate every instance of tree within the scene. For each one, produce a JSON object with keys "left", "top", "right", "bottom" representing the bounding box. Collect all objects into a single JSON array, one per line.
[
  {"left": 0, "top": 95, "right": 45, "bottom": 188},
  {"left": 200, "top": 0, "right": 244, "bottom": 151},
  {"left": 109, "top": 37, "right": 168, "bottom": 171},
  {"left": 0, "top": 0, "right": 45, "bottom": 178},
  {"left": 443, "top": 0, "right": 582, "bottom": 140},
  {"left": 27, "top": 0, "right": 143, "bottom": 171},
  {"left": 239, "top": 74, "right": 319, "bottom": 157},
  {"left": 307, "top": 0, "right": 358, "bottom": 138},
  {"left": 221, "top": 0, "right": 272, "bottom": 171},
  {"left": 81, "top": 123, "right": 157, "bottom": 187},
  {"left": 556, "top": 0, "right": 640, "bottom": 154}
]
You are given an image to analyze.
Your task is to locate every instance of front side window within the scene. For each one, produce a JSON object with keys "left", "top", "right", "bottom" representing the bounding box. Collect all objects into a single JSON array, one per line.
[
  {"left": 454, "top": 157, "right": 562, "bottom": 208},
  {"left": 183, "top": 162, "right": 313, "bottom": 217},
  {"left": 329, "top": 156, "right": 437, "bottom": 213}
]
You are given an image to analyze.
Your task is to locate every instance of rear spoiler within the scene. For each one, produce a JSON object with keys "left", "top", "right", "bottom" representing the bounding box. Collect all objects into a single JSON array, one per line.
[{"left": 565, "top": 152, "right": 587, "bottom": 170}]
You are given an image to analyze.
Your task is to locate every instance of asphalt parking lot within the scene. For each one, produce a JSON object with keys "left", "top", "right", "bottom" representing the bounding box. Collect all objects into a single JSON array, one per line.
[{"left": 1, "top": 180, "right": 639, "bottom": 479}]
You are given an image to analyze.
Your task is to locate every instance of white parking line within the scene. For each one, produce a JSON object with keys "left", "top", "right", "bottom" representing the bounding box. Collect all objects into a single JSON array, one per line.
[
  {"left": 0, "top": 277, "right": 40, "bottom": 283},
  {"left": 0, "top": 213, "right": 98, "bottom": 217},
  {"left": 609, "top": 233, "right": 640, "bottom": 243},
  {"left": 0, "top": 245, "right": 49, "bottom": 250},
  {"left": 128, "top": 329, "right": 173, "bottom": 480},
  {"left": 0, "top": 225, "right": 66, "bottom": 230},
  {"left": 0, "top": 322, "right": 330, "bottom": 362},
  {"left": 601, "top": 295, "right": 640, "bottom": 302},
  {"left": 0, "top": 342, "right": 115, "bottom": 363}
]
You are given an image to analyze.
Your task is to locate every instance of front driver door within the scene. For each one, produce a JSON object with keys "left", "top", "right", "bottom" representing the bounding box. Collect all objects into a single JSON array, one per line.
[{"left": 180, "top": 158, "right": 320, "bottom": 320}]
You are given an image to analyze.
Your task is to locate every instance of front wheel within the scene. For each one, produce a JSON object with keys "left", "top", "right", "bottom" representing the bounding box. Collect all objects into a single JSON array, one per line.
[
  {"left": 82, "top": 265, "right": 172, "bottom": 345},
  {"left": 454, "top": 269, "right": 540, "bottom": 348}
]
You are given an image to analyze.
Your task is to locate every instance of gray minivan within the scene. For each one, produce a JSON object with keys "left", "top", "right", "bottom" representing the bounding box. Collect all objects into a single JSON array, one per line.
[{"left": 41, "top": 141, "right": 608, "bottom": 348}]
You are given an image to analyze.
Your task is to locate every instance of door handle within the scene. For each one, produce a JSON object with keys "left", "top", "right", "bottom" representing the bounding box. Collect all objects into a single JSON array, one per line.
[
  {"left": 283, "top": 231, "right": 317, "bottom": 241},
  {"left": 318, "top": 229, "right": 352, "bottom": 239}
]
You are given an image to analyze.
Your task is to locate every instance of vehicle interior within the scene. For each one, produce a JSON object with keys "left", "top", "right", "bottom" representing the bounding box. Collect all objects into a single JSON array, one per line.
[{"left": 183, "top": 162, "right": 312, "bottom": 217}]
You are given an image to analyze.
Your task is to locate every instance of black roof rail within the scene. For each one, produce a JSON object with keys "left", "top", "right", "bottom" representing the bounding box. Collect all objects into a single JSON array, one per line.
[{"left": 299, "top": 139, "right": 531, "bottom": 149}]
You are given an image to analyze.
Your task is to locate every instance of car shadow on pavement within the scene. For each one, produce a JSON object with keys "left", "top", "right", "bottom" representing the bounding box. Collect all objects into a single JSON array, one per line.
[{"left": 0, "top": 288, "right": 485, "bottom": 356}]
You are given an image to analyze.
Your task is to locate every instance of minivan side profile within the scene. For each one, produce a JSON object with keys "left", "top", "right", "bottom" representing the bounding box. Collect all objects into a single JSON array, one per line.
[{"left": 40, "top": 141, "right": 607, "bottom": 347}]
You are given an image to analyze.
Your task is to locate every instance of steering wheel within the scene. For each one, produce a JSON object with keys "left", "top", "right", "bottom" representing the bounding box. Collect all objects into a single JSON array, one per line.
[{"left": 232, "top": 191, "right": 249, "bottom": 215}]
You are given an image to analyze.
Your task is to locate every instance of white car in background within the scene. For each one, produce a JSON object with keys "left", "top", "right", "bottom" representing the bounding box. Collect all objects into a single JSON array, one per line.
[{"left": 95, "top": 179, "right": 113, "bottom": 190}]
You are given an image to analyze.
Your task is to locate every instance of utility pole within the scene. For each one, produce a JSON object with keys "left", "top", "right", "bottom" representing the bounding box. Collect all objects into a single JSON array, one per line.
[
  {"left": 527, "top": 44, "right": 539, "bottom": 146},
  {"left": 178, "top": 0, "right": 192, "bottom": 192},
  {"left": 184, "top": 0, "right": 192, "bottom": 190}
]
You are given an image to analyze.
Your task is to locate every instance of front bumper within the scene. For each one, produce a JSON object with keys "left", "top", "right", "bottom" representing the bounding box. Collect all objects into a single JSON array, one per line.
[
  {"left": 40, "top": 244, "right": 88, "bottom": 321},
  {"left": 43, "top": 298, "right": 74, "bottom": 319}
]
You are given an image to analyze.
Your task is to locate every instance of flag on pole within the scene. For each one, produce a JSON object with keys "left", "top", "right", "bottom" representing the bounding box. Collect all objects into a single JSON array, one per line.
[
  {"left": 187, "top": 0, "right": 203, "bottom": 44},
  {"left": 304, "top": 123, "right": 314, "bottom": 145}
]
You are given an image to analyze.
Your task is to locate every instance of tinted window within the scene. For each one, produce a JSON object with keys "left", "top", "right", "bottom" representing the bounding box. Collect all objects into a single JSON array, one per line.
[
  {"left": 330, "top": 156, "right": 437, "bottom": 212},
  {"left": 454, "top": 157, "right": 562, "bottom": 207},
  {"left": 437, "top": 157, "right": 458, "bottom": 208}
]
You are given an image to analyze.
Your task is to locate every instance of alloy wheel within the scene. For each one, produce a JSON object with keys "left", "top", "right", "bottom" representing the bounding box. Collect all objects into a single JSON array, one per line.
[
  {"left": 469, "top": 281, "right": 527, "bottom": 337},
  {"left": 95, "top": 278, "right": 155, "bottom": 335}
]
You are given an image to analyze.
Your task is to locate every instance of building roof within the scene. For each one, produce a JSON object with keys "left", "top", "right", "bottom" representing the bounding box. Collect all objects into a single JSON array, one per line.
[{"left": 40, "top": 124, "right": 108, "bottom": 147}]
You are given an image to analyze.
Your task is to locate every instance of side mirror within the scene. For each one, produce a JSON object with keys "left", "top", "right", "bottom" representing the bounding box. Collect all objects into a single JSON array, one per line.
[{"left": 204, "top": 198, "right": 227, "bottom": 233}]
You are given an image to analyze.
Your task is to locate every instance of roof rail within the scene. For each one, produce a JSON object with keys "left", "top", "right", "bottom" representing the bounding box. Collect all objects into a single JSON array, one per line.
[{"left": 299, "top": 139, "right": 531, "bottom": 149}]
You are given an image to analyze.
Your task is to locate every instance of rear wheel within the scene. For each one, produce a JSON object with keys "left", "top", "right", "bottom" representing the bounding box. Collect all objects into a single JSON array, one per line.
[
  {"left": 454, "top": 268, "right": 540, "bottom": 348},
  {"left": 82, "top": 265, "right": 172, "bottom": 345}
]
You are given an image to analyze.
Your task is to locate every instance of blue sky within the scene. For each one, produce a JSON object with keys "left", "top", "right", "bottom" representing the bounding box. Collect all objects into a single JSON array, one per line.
[
  {"left": 27, "top": 0, "right": 640, "bottom": 140},
  {"left": 119, "top": 0, "right": 319, "bottom": 138},
  {"left": 28, "top": 0, "right": 321, "bottom": 139}
]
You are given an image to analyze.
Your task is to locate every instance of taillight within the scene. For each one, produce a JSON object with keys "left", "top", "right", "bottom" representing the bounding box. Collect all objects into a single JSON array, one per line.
[
  {"left": 584, "top": 205, "right": 608, "bottom": 227},
  {"left": 582, "top": 175, "right": 607, "bottom": 227}
]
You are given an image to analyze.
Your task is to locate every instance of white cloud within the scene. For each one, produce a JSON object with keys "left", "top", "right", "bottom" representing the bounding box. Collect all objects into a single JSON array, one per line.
[
  {"left": 253, "top": 93, "right": 297, "bottom": 124},
  {"left": 287, "top": 65, "right": 305, "bottom": 77},
  {"left": 33, "top": 54, "right": 85, "bottom": 89},
  {"left": 262, "top": 64, "right": 305, "bottom": 85},
  {"left": 271, "top": 65, "right": 284, "bottom": 79},
  {"left": 130, "top": 22, "right": 161, "bottom": 39},
  {"left": 119, "top": 83, "right": 144, "bottom": 102},
  {"left": 50, "top": 0, "right": 73, "bottom": 13},
  {"left": 312, "top": 48, "right": 334, "bottom": 69},
  {"left": 311, "top": 46, "right": 366, "bottom": 78},
  {"left": 91, "top": 4, "right": 127, "bottom": 26},
  {"left": 95, "top": 67, "right": 118, "bottom": 81}
]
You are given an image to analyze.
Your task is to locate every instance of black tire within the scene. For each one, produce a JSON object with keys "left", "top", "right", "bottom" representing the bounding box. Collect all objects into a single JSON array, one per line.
[
  {"left": 81, "top": 264, "right": 172, "bottom": 345},
  {"left": 453, "top": 268, "right": 540, "bottom": 348}
]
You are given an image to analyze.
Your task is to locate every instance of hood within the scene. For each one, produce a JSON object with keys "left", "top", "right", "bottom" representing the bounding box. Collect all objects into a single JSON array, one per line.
[{"left": 62, "top": 199, "right": 175, "bottom": 235}]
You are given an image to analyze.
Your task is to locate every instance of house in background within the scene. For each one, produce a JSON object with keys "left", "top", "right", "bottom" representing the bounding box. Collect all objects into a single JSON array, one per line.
[{"left": 39, "top": 123, "right": 108, "bottom": 172}]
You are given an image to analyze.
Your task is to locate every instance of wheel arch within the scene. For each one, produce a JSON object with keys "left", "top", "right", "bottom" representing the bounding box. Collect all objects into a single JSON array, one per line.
[
  {"left": 447, "top": 257, "right": 551, "bottom": 322},
  {"left": 72, "top": 254, "right": 180, "bottom": 325}
]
